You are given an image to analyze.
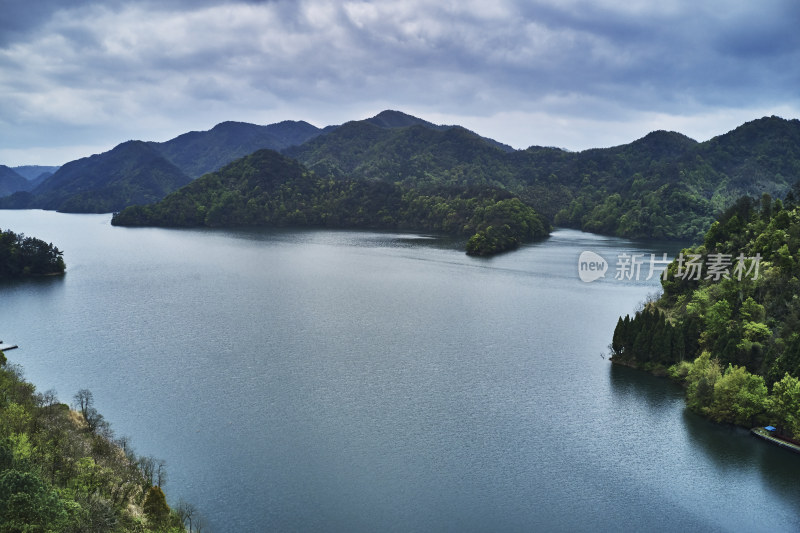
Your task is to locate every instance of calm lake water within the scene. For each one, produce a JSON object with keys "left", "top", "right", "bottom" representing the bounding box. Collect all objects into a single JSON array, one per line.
[{"left": 1, "top": 210, "right": 799, "bottom": 532}]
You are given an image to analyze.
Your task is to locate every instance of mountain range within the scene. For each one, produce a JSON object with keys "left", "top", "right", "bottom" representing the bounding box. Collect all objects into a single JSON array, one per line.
[{"left": 2, "top": 110, "right": 800, "bottom": 242}]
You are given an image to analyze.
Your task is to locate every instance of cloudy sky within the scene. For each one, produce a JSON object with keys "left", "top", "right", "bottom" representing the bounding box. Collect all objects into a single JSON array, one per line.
[{"left": 1, "top": 0, "right": 799, "bottom": 166}]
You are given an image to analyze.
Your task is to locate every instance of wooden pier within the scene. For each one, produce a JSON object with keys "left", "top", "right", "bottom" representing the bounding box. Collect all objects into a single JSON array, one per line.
[
  {"left": 751, "top": 427, "right": 800, "bottom": 455},
  {"left": 0, "top": 343, "right": 18, "bottom": 351}
]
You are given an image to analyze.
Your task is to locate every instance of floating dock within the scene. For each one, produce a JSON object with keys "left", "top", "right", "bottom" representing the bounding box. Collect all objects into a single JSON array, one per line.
[
  {"left": 0, "top": 343, "right": 18, "bottom": 351},
  {"left": 751, "top": 427, "right": 800, "bottom": 455}
]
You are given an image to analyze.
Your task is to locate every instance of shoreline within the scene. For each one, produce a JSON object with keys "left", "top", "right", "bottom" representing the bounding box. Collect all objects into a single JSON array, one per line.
[{"left": 750, "top": 427, "right": 800, "bottom": 455}]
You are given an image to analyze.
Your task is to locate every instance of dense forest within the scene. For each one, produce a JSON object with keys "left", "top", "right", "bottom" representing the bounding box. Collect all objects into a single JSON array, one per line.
[
  {"left": 0, "top": 229, "right": 65, "bottom": 277},
  {"left": 5, "top": 112, "right": 800, "bottom": 248},
  {"left": 111, "top": 149, "right": 550, "bottom": 256},
  {"left": 0, "top": 353, "right": 202, "bottom": 531},
  {"left": 288, "top": 115, "right": 800, "bottom": 241},
  {"left": 611, "top": 189, "right": 800, "bottom": 439}
]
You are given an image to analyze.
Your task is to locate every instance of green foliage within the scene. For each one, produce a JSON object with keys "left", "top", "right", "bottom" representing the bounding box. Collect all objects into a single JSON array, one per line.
[
  {"left": 0, "top": 229, "right": 65, "bottom": 277},
  {"left": 0, "top": 469, "right": 70, "bottom": 532},
  {"left": 610, "top": 307, "right": 688, "bottom": 369},
  {"left": 673, "top": 353, "right": 776, "bottom": 431},
  {"left": 465, "top": 198, "right": 547, "bottom": 255},
  {"left": 291, "top": 116, "right": 800, "bottom": 241},
  {"left": 0, "top": 356, "right": 195, "bottom": 532},
  {"left": 614, "top": 196, "right": 800, "bottom": 436},
  {"left": 10, "top": 113, "right": 800, "bottom": 241},
  {"left": 112, "top": 149, "right": 550, "bottom": 256},
  {"left": 709, "top": 365, "right": 768, "bottom": 426},
  {"left": 769, "top": 373, "right": 800, "bottom": 438},
  {"left": 614, "top": 199, "right": 800, "bottom": 375},
  {"left": 684, "top": 352, "right": 723, "bottom": 415},
  {"left": 143, "top": 486, "right": 170, "bottom": 530}
]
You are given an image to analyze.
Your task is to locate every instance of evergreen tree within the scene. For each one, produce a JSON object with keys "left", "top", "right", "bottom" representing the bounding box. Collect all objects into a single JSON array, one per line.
[{"left": 143, "top": 485, "right": 171, "bottom": 530}]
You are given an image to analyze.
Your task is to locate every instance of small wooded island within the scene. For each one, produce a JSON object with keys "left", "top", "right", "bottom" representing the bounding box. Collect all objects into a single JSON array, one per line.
[
  {"left": 111, "top": 149, "right": 550, "bottom": 256},
  {"left": 0, "top": 228, "right": 65, "bottom": 277},
  {"left": 611, "top": 192, "right": 800, "bottom": 442}
]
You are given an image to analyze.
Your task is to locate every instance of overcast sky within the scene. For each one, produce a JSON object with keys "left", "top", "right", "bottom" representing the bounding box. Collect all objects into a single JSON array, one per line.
[{"left": 1, "top": 0, "right": 799, "bottom": 166}]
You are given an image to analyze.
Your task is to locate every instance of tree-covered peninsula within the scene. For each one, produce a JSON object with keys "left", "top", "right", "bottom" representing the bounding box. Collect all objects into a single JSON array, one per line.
[
  {"left": 111, "top": 148, "right": 550, "bottom": 256},
  {"left": 611, "top": 193, "right": 800, "bottom": 439},
  {"left": 0, "top": 353, "right": 199, "bottom": 531},
  {"left": 0, "top": 229, "right": 65, "bottom": 277}
]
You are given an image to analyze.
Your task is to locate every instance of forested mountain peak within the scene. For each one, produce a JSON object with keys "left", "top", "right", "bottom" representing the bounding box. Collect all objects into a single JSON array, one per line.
[
  {"left": 208, "top": 120, "right": 268, "bottom": 134},
  {"left": 263, "top": 119, "right": 321, "bottom": 145},
  {"left": 627, "top": 130, "right": 698, "bottom": 156},
  {"left": 365, "top": 110, "right": 448, "bottom": 130},
  {"left": 352, "top": 110, "right": 513, "bottom": 152},
  {"left": 702, "top": 116, "right": 800, "bottom": 157}
]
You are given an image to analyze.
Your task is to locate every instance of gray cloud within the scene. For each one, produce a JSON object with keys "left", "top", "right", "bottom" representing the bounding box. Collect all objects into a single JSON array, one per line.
[{"left": 1, "top": 0, "right": 798, "bottom": 165}]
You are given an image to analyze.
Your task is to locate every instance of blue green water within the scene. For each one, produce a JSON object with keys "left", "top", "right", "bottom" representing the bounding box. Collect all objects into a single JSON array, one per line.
[{"left": 1, "top": 210, "right": 799, "bottom": 532}]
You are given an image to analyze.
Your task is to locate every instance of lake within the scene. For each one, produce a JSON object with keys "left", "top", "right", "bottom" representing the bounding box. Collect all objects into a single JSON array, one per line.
[{"left": 1, "top": 210, "right": 799, "bottom": 532}]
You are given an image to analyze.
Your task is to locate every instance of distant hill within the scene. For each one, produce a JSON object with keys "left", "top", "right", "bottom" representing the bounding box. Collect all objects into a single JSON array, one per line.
[
  {"left": 13, "top": 165, "right": 60, "bottom": 180},
  {"left": 0, "top": 165, "right": 30, "bottom": 197},
  {"left": 151, "top": 119, "right": 323, "bottom": 178},
  {"left": 0, "top": 141, "right": 192, "bottom": 213}
]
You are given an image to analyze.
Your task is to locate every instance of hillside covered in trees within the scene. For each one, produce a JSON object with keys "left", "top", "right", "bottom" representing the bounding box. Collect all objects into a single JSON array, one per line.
[
  {"left": 0, "top": 228, "right": 65, "bottom": 277},
  {"left": 289, "top": 115, "right": 800, "bottom": 242},
  {"left": 611, "top": 191, "right": 800, "bottom": 438},
  {"left": 0, "top": 353, "right": 200, "bottom": 531},
  {"left": 4, "top": 112, "right": 800, "bottom": 246},
  {"left": 111, "top": 149, "right": 549, "bottom": 256}
]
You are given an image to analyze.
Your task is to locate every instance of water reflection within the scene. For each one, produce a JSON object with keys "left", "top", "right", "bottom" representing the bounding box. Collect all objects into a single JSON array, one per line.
[
  {"left": 0, "top": 274, "right": 66, "bottom": 292},
  {"left": 608, "top": 362, "right": 684, "bottom": 410}
]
